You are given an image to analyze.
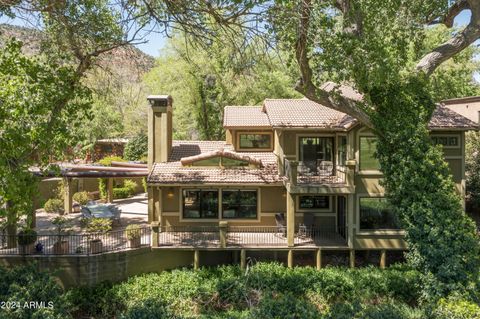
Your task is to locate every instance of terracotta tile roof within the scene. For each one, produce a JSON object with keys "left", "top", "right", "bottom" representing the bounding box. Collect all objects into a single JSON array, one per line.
[
  {"left": 262, "top": 98, "right": 355, "bottom": 128},
  {"left": 147, "top": 140, "right": 280, "bottom": 184},
  {"left": 223, "top": 106, "right": 271, "bottom": 128},
  {"left": 429, "top": 106, "right": 478, "bottom": 129}
]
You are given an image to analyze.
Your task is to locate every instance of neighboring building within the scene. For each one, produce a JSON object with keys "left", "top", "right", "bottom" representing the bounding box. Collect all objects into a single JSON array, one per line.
[
  {"left": 89, "top": 138, "right": 129, "bottom": 162},
  {"left": 145, "top": 94, "right": 477, "bottom": 266},
  {"left": 442, "top": 96, "right": 480, "bottom": 125}
]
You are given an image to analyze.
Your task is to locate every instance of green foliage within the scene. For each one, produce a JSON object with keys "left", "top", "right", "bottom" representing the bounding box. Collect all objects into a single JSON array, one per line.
[
  {"left": 144, "top": 34, "right": 300, "bottom": 140},
  {"left": 98, "top": 178, "right": 107, "bottom": 199},
  {"left": 113, "top": 187, "right": 131, "bottom": 199},
  {"left": 51, "top": 216, "right": 71, "bottom": 240},
  {"left": 17, "top": 228, "right": 38, "bottom": 246},
  {"left": 44, "top": 199, "right": 64, "bottom": 214},
  {"left": 0, "top": 263, "right": 72, "bottom": 318},
  {"left": 433, "top": 297, "right": 480, "bottom": 319},
  {"left": 66, "top": 262, "right": 423, "bottom": 318},
  {"left": 466, "top": 132, "right": 480, "bottom": 208},
  {"left": 124, "top": 133, "right": 147, "bottom": 161},
  {"left": 123, "top": 180, "right": 137, "bottom": 194},
  {"left": 125, "top": 224, "right": 141, "bottom": 240},
  {"left": 86, "top": 218, "right": 112, "bottom": 234},
  {"left": 72, "top": 191, "right": 90, "bottom": 206},
  {"left": 97, "top": 156, "right": 125, "bottom": 166},
  {"left": 370, "top": 77, "right": 480, "bottom": 298}
]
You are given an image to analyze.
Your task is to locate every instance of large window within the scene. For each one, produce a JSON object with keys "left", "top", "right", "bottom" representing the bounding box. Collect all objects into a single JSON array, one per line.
[
  {"left": 238, "top": 133, "right": 272, "bottom": 150},
  {"left": 359, "top": 197, "right": 400, "bottom": 230},
  {"left": 182, "top": 189, "right": 219, "bottom": 219},
  {"left": 431, "top": 135, "right": 459, "bottom": 148},
  {"left": 359, "top": 136, "right": 380, "bottom": 170},
  {"left": 222, "top": 190, "right": 258, "bottom": 219},
  {"left": 298, "top": 196, "right": 330, "bottom": 210}
]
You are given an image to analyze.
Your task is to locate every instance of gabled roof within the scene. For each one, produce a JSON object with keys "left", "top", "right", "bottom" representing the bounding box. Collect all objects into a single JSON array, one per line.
[
  {"left": 223, "top": 106, "right": 270, "bottom": 128},
  {"left": 180, "top": 149, "right": 263, "bottom": 167},
  {"left": 428, "top": 106, "right": 478, "bottom": 130}
]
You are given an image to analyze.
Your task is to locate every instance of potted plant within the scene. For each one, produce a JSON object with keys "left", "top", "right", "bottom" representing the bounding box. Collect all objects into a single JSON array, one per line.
[
  {"left": 86, "top": 218, "right": 112, "bottom": 254},
  {"left": 125, "top": 224, "right": 141, "bottom": 248},
  {"left": 72, "top": 192, "right": 90, "bottom": 213},
  {"left": 18, "top": 228, "right": 37, "bottom": 254},
  {"left": 51, "top": 216, "right": 71, "bottom": 254}
]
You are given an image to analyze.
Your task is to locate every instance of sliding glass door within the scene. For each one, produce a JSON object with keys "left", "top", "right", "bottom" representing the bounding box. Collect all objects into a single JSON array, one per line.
[{"left": 298, "top": 137, "right": 334, "bottom": 171}]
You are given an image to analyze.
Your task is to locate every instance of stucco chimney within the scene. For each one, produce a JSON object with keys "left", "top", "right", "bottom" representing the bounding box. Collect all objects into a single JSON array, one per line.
[{"left": 147, "top": 95, "right": 173, "bottom": 169}]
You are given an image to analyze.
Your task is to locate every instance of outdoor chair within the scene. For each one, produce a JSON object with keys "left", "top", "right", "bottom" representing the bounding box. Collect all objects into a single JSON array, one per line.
[
  {"left": 317, "top": 160, "right": 334, "bottom": 176},
  {"left": 298, "top": 213, "right": 315, "bottom": 238},
  {"left": 275, "top": 213, "right": 286, "bottom": 237}
]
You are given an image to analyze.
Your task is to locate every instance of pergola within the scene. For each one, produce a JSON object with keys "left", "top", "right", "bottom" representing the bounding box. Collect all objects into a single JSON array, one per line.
[{"left": 33, "top": 161, "right": 148, "bottom": 214}]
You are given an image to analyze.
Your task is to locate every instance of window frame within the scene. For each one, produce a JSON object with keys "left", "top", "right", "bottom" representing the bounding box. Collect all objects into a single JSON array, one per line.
[
  {"left": 236, "top": 131, "right": 274, "bottom": 151},
  {"left": 221, "top": 189, "right": 258, "bottom": 219},
  {"left": 296, "top": 195, "right": 332, "bottom": 212},
  {"left": 357, "top": 196, "right": 402, "bottom": 233},
  {"left": 358, "top": 135, "right": 381, "bottom": 172},
  {"left": 430, "top": 134, "right": 461, "bottom": 149},
  {"left": 181, "top": 189, "right": 220, "bottom": 219}
]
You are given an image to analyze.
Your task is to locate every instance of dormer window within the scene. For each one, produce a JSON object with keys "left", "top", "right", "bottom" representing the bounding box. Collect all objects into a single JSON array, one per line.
[
  {"left": 237, "top": 132, "right": 273, "bottom": 151},
  {"left": 180, "top": 149, "right": 263, "bottom": 168}
]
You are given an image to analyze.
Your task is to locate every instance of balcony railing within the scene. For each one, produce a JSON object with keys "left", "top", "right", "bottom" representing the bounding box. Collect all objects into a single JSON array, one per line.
[
  {"left": 0, "top": 227, "right": 151, "bottom": 256},
  {"left": 156, "top": 225, "right": 347, "bottom": 248},
  {"left": 284, "top": 158, "right": 349, "bottom": 185}
]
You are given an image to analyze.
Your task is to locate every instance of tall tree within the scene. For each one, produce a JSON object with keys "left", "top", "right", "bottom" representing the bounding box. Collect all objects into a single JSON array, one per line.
[{"left": 144, "top": 33, "right": 300, "bottom": 140}]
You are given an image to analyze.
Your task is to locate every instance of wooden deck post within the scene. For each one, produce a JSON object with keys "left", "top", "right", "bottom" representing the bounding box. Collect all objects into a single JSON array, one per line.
[
  {"left": 287, "top": 192, "right": 295, "bottom": 247},
  {"left": 219, "top": 221, "right": 228, "bottom": 248},
  {"left": 151, "top": 221, "right": 160, "bottom": 247},
  {"left": 240, "top": 249, "right": 246, "bottom": 270},
  {"left": 380, "top": 250, "right": 386, "bottom": 269},
  {"left": 107, "top": 178, "right": 114, "bottom": 203},
  {"left": 288, "top": 249, "right": 294, "bottom": 268},
  {"left": 194, "top": 250, "right": 200, "bottom": 270},
  {"left": 290, "top": 161, "right": 298, "bottom": 186},
  {"left": 63, "top": 177, "right": 73, "bottom": 214},
  {"left": 349, "top": 249, "right": 355, "bottom": 268},
  {"left": 316, "top": 248, "right": 322, "bottom": 270}
]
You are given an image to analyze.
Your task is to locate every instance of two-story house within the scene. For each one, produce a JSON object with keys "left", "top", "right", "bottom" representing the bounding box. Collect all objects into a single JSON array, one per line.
[{"left": 145, "top": 94, "right": 477, "bottom": 268}]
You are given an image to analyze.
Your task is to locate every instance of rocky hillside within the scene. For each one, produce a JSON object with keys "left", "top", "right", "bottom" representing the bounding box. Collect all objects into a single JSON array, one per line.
[{"left": 0, "top": 24, "right": 155, "bottom": 79}]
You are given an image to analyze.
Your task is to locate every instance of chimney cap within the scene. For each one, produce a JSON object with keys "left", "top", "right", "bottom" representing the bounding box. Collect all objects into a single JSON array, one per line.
[{"left": 147, "top": 95, "right": 173, "bottom": 107}]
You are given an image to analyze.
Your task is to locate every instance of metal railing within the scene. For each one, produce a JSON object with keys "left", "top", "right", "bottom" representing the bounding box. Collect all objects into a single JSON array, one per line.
[
  {"left": 157, "top": 225, "right": 347, "bottom": 248},
  {"left": 0, "top": 227, "right": 150, "bottom": 256},
  {"left": 284, "top": 158, "right": 347, "bottom": 185}
]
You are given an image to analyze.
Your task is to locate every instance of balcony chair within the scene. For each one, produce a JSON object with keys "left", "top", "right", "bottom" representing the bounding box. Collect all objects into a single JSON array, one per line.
[
  {"left": 298, "top": 213, "right": 315, "bottom": 237},
  {"left": 317, "top": 160, "right": 334, "bottom": 176},
  {"left": 275, "top": 213, "right": 286, "bottom": 237}
]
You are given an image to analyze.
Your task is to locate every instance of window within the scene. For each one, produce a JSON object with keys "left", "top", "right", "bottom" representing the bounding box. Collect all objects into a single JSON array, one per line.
[
  {"left": 359, "top": 137, "right": 380, "bottom": 170},
  {"left": 359, "top": 197, "right": 400, "bottom": 230},
  {"left": 182, "top": 189, "right": 219, "bottom": 219},
  {"left": 238, "top": 133, "right": 272, "bottom": 150},
  {"left": 338, "top": 136, "right": 347, "bottom": 166},
  {"left": 431, "top": 135, "right": 459, "bottom": 148},
  {"left": 298, "top": 196, "right": 330, "bottom": 210},
  {"left": 222, "top": 190, "right": 257, "bottom": 219}
]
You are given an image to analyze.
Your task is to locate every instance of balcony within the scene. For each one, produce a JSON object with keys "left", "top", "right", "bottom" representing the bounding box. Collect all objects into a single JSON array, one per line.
[{"left": 155, "top": 225, "right": 347, "bottom": 249}]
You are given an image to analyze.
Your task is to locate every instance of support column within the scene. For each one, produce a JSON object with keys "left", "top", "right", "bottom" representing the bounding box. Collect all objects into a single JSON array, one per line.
[
  {"left": 63, "top": 177, "right": 73, "bottom": 214},
  {"left": 219, "top": 221, "right": 228, "bottom": 248},
  {"left": 347, "top": 194, "right": 355, "bottom": 248},
  {"left": 151, "top": 221, "right": 159, "bottom": 247},
  {"left": 240, "top": 249, "right": 246, "bottom": 270},
  {"left": 288, "top": 249, "right": 293, "bottom": 268},
  {"left": 106, "top": 178, "right": 114, "bottom": 203},
  {"left": 155, "top": 187, "right": 162, "bottom": 225},
  {"left": 349, "top": 249, "right": 355, "bottom": 268},
  {"left": 316, "top": 248, "right": 322, "bottom": 270},
  {"left": 194, "top": 250, "right": 200, "bottom": 270},
  {"left": 380, "top": 250, "right": 386, "bottom": 269},
  {"left": 287, "top": 192, "right": 295, "bottom": 247}
]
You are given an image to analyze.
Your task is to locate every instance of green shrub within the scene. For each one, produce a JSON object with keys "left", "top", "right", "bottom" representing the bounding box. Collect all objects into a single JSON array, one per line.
[
  {"left": 433, "top": 298, "right": 480, "bottom": 319},
  {"left": 113, "top": 187, "right": 131, "bottom": 199},
  {"left": 125, "top": 224, "right": 141, "bottom": 240},
  {"left": 142, "top": 177, "right": 147, "bottom": 193},
  {"left": 86, "top": 218, "right": 112, "bottom": 233},
  {"left": 72, "top": 191, "right": 90, "bottom": 205},
  {"left": 123, "top": 179, "right": 137, "bottom": 195},
  {"left": 17, "top": 228, "right": 37, "bottom": 245},
  {"left": 44, "top": 198, "right": 64, "bottom": 214},
  {"left": 0, "top": 263, "right": 72, "bottom": 318},
  {"left": 98, "top": 178, "right": 107, "bottom": 199},
  {"left": 251, "top": 292, "right": 320, "bottom": 319},
  {"left": 97, "top": 156, "right": 125, "bottom": 166},
  {"left": 124, "top": 133, "right": 147, "bottom": 161}
]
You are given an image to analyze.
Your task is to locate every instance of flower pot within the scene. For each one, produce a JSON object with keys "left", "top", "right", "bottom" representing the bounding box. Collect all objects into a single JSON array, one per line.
[
  {"left": 53, "top": 241, "right": 70, "bottom": 255},
  {"left": 19, "top": 243, "right": 35, "bottom": 255},
  {"left": 89, "top": 240, "right": 103, "bottom": 254},
  {"left": 128, "top": 237, "right": 141, "bottom": 248}
]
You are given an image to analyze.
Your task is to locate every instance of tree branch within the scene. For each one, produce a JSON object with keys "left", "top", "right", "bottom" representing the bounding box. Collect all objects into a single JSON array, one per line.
[
  {"left": 294, "top": 0, "right": 372, "bottom": 127},
  {"left": 416, "top": 0, "right": 480, "bottom": 75}
]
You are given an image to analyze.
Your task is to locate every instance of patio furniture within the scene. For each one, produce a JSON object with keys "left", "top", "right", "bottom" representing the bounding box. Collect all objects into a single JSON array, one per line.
[
  {"left": 317, "top": 160, "right": 334, "bottom": 176},
  {"left": 275, "top": 213, "right": 286, "bottom": 237},
  {"left": 298, "top": 213, "right": 315, "bottom": 237}
]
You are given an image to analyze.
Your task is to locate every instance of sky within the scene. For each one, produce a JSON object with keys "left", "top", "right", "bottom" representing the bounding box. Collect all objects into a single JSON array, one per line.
[{"left": 0, "top": 8, "right": 474, "bottom": 58}]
